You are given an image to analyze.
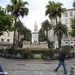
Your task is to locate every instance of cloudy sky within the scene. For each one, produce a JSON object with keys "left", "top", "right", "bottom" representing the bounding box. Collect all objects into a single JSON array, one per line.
[{"left": 0, "top": 0, "right": 73, "bottom": 32}]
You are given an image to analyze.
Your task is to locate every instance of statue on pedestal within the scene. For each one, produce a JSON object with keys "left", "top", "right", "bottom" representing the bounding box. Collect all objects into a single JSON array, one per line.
[
  {"left": 34, "top": 22, "right": 38, "bottom": 32},
  {"left": 22, "top": 22, "right": 48, "bottom": 49}
]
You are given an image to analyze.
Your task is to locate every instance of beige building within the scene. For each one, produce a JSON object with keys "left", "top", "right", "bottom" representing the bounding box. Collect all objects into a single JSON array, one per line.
[
  {"left": 48, "top": 8, "right": 75, "bottom": 48},
  {"left": 0, "top": 31, "right": 14, "bottom": 49},
  {"left": 0, "top": 18, "right": 20, "bottom": 49}
]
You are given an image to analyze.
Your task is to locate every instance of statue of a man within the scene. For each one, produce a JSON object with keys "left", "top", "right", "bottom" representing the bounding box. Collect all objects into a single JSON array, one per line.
[{"left": 34, "top": 22, "right": 38, "bottom": 32}]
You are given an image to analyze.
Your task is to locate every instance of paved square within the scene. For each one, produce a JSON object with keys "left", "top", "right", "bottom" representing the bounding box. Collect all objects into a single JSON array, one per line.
[{"left": 0, "top": 58, "right": 75, "bottom": 75}]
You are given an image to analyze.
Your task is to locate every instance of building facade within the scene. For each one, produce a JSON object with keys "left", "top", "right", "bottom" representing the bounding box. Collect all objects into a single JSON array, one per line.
[
  {"left": 0, "top": 18, "right": 20, "bottom": 49},
  {"left": 48, "top": 9, "right": 75, "bottom": 48},
  {"left": 0, "top": 31, "right": 13, "bottom": 49}
]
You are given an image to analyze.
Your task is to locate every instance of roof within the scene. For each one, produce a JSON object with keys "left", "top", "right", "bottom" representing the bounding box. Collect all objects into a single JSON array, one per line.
[{"left": 66, "top": 8, "right": 74, "bottom": 11}]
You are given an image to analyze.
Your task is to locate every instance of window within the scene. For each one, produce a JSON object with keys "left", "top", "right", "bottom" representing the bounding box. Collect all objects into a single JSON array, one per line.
[
  {"left": 65, "top": 19, "right": 68, "bottom": 24},
  {"left": 7, "top": 39, "right": 10, "bottom": 42},
  {"left": 71, "top": 42, "right": 73, "bottom": 43},
  {"left": 70, "top": 11, "right": 72, "bottom": 16},
  {"left": 1, "top": 39, "right": 4, "bottom": 42},
  {"left": 66, "top": 42, "right": 68, "bottom": 43},
  {"left": 65, "top": 12, "right": 68, "bottom": 17}
]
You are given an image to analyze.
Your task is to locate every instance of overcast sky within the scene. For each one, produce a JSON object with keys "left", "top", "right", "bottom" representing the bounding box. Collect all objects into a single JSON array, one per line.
[{"left": 0, "top": 0, "right": 73, "bottom": 32}]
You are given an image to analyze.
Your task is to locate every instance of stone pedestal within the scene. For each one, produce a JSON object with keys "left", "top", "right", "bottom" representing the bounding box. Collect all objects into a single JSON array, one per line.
[
  {"left": 22, "top": 41, "right": 48, "bottom": 49},
  {"left": 23, "top": 41, "right": 30, "bottom": 48},
  {"left": 32, "top": 32, "right": 38, "bottom": 44},
  {"left": 40, "top": 41, "right": 48, "bottom": 48}
]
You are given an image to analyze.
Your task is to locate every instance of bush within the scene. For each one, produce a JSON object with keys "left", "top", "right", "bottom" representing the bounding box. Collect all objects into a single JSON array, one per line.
[
  {"left": 14, "top": 50, "right": 22, "bottom": 55},
  {"left": 31, "top": 54, "right": 34, "bottom": 59},
  {"left": 40, "top": 53, "right": 43, "bottom": 59},
  {"left": 62, "top": 45, "right": 71, "bottom": 55},
  {"left": 46, "top": 49, "right": 54, "bottom": 58},
  {"left": 21, "top": 50, "right": 31, "bottom": 59},
  {"left": 31, "top": 50, "right": 47, "bottom": 54},
  {"left": 0, "top": 49, "right": 5, "bottom": 56}
]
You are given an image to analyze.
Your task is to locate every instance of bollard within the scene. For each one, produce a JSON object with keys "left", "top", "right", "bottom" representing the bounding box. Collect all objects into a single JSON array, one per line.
[{"left": 70, "top": 65, "right": 75, "bottom": 75}]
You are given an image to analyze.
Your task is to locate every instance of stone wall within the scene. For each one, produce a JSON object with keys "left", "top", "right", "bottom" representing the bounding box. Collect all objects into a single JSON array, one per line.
[
  {"left": 23, "top": 41, "right": 30, "bottom": 48},
  {"left": 22, "top": 41, "right": 48, "bottom": 49},
  {"left": 40, "top": 41, "right": 48, "bottom": 48}
]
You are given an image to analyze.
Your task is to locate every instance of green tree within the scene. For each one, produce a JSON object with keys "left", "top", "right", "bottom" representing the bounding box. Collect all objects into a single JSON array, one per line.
[
  {"left": 53, "top": 21, "right": 68, "bottom": 47},
  {"left": 69, "top": 17, "right": 75, "bottom": 37},
  {"left": 16, "top": 20, "right": 31, "bottom": 47},
  {"left": 19, "top": 26, "right": 31, "bottom": 47},
  {"left": 45, "top": 1, "right": 66, "bottom": 48},
  {"left": 69, "top": 0, "right": 75, "bottom": 37},
  {"left": 23, "top": 27, "right": 31, "bottom": 41},
  {"left": 41, "top": 20, "right": 52, "bottom": 37},
  {"left": 16, "top": 20, "right": 24, "bottom": 47},
  {"left": 0, "top": 6, "right": 13, "bottom": 35},
  {"left": 6, "top": 0, "right": 29, "bottom": 49},
  {"left": 39, "top": 29, "right": 45, "bottom": 41},
  {"left": 39, "top": 29, "right": 50, "bottom": 48},
  {"left": 73, "top": 0, "right": 75, "bottom": 10}
]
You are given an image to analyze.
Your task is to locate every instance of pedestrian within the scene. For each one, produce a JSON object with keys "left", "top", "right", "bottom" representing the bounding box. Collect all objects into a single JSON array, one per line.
[{"left": 54, "top": 48, "right": 67, "bottom": 74}]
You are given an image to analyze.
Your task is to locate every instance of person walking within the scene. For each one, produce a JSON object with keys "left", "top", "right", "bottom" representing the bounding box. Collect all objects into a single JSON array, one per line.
[{"left": 54, "top": 48, "right": 67, "bottom": 74}]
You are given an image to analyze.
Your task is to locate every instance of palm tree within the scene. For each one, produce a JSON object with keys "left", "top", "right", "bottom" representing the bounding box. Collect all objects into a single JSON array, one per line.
[
  {"left": 41, "top": 20, "right": 52, "bottom": 37},
  {"left": 38, "top": 28, "right": 51, "bottom": 48},
  {"left": 45, "top": 1, "right": 66, "bottom": 48},
  {"left": 53, "top": 21, "right": 68, "bottom": 47},
  {"left": 23, "top": 27, "right": 31, "bottom": 41},
  {"left": 16, "top": 20, "right": 24, "bottom": 47},
  {"left": 6, "top": 0, "right": 29, "bottom": 49},
  {"left": 69, "top": 17, "right": 75, "bottom": 37}
]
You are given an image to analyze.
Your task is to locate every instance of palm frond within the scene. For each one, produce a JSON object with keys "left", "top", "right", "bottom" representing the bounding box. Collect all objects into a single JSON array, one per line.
[
  {"left": 45, "top": 1, "right": 66, "bottom": 19},
  {"left": 6, "top": 5, "right": 13, "bottom": 12},
  {"left": 6, "top": 0, "right": 29, "bottom": 18},
  {"left": 11, "top": 0, "right": 17, "bottom": 5},
  {"left": 73, "top": 2, "right": 75, "bottom": 8},
  {"left": 53, "top": 21, "right": 68, "bottom": 38}
]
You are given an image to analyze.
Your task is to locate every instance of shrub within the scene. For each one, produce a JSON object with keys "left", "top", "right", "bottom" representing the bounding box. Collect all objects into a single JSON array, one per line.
[
  {"left": 31, "top": 53, "right": 34, "bottom": 59},
  {"left": 62, "top": 45, "right": 71, "bottom": 54},
  {"left": 46, "top": 49, "right": 54, "bottom": 58},
  {"left": 21, "top": 50, "right": 31, "bottom": 59}
]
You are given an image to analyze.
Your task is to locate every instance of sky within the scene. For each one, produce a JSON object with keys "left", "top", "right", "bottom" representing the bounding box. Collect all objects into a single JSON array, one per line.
[{"left": 0, "top": 0, "right": 73, "bottom": 32}]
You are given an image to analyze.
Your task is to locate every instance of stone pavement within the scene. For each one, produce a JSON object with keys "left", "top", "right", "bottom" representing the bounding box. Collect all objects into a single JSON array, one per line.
[{"left": 0, "top": 58, "right": 75, "bottom": 75}]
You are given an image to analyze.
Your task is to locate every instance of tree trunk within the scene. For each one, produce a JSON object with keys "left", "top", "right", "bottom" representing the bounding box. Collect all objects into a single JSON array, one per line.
[
  {"left": 55, "top": 16, "right": 60, "bottom": 49},
  {"left": 12, "top": 16, "right": 17, "bottom": 49},
  {"left": 59, "top": 35, "right": 61, "bottom": 48},
  {"left": 17, "top": 32, "right": 20, "bottom": 47},
  {"left": 46, "top": 29, "right": 48, "bottom": 37}
]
